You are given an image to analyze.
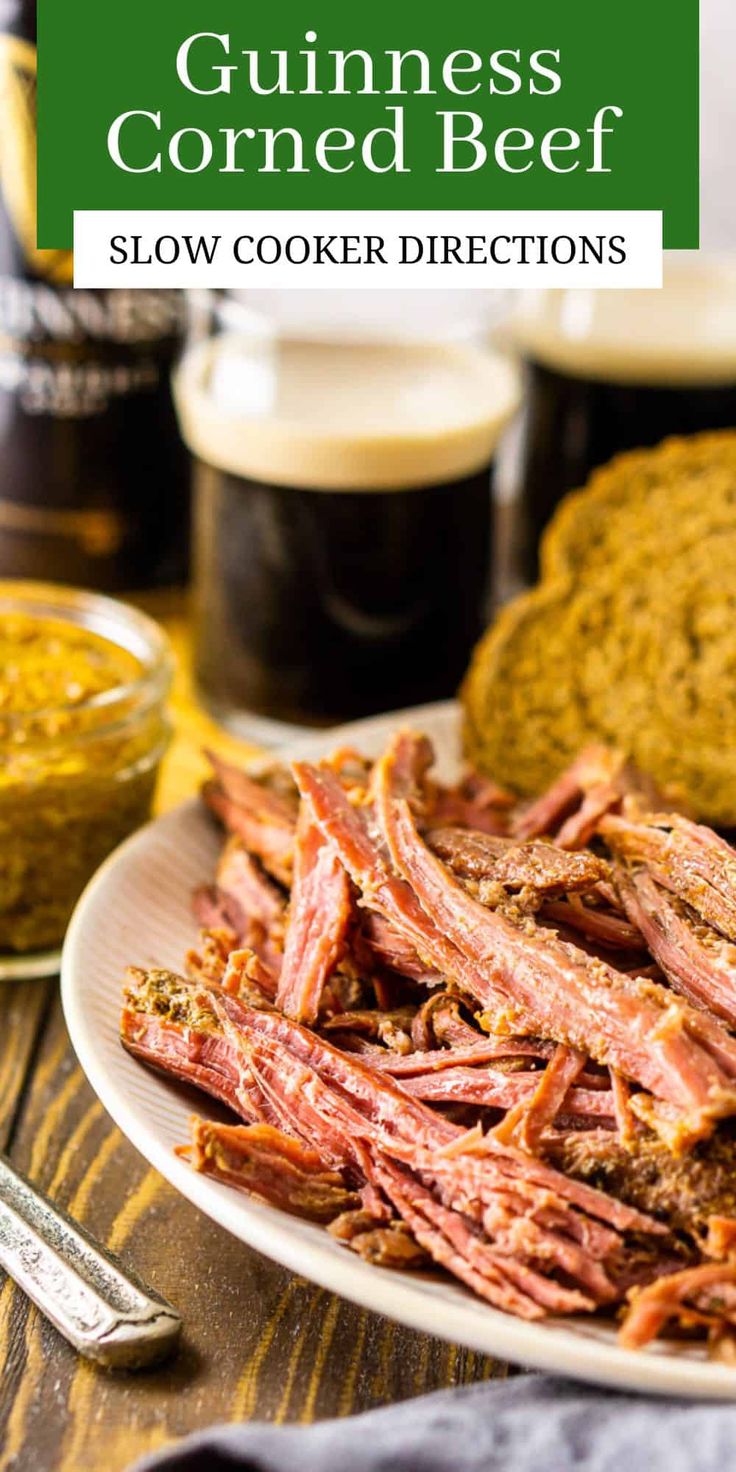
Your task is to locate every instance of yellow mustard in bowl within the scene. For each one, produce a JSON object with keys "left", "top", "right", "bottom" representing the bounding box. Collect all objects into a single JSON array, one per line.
[{"left": 0, "top": 583, "right": 172, "bottom": 974}]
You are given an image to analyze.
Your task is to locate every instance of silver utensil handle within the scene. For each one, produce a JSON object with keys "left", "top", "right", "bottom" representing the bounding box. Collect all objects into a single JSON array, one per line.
[{"left": 0, "top": 1154, "right": 181, "bottom": 1368}]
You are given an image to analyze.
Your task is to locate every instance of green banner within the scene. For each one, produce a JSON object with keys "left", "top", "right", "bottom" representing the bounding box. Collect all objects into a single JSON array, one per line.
[{"left": 37, "top": 0, "right": 699, "bottom": 250}]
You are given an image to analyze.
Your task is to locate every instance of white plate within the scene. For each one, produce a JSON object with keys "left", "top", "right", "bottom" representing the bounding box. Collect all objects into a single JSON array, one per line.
[{"left": 62, "top": 700, "right": 736, "bottom": 1399}]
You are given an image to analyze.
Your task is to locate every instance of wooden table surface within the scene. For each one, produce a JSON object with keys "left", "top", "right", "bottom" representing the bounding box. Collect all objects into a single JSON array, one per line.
[{"left": 0, "top": 596, "right": 504, "bottom": 1472}]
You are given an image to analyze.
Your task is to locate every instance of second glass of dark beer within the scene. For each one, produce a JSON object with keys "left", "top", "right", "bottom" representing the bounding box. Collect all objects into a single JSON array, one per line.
[
  {"left": 510, "top": 259, "right": 736, "bottom": 577},
  {"left": 175, "top": 322, "right": 519, "bottom": 737}
]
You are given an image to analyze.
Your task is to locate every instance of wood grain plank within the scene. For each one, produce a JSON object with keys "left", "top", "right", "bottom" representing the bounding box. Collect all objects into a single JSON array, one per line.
[
  {"left": 0, "top": 979, "right": 51, "bottom": 1151},
  {"left": 0, "top": 997, "right": 504, "bottom": 1472}
]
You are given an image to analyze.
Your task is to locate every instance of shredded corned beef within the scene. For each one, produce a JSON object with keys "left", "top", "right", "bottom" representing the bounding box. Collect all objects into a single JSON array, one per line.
[
  {"left": 120, "top": 728, "right": 736, "bottom": 1357},
  {"left": 275, "top": 809, "right": 353, "bottom": 1023}
]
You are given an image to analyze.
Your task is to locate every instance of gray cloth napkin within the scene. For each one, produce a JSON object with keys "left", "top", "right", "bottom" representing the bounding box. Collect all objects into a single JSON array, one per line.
[{"left": 131, "top": 1373, "right": 735, "bottom": 1472}]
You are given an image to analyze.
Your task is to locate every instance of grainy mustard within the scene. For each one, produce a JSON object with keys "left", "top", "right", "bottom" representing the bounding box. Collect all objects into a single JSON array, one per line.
[
  {"left": 0, "top": 591, "right": 170, "bottom": 960},
  {"left": 0, "top": 613, "right": 141, "bottom": 720}
]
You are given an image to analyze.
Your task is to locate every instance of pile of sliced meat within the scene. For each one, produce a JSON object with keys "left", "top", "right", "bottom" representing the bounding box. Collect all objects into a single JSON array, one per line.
[{"left": 120, "top": 732, "right": 736, "bottom": 1358}]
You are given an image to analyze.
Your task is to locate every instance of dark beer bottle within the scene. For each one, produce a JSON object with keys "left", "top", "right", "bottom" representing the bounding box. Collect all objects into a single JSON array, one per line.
[{"left": 0, "top": 0, "right": 188, "bottom": 589}]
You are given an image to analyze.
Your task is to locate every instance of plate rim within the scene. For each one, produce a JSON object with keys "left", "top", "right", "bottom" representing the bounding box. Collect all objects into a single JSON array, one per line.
[{"left": 60, "top": 700, "right": 736, "bottom": 1400}]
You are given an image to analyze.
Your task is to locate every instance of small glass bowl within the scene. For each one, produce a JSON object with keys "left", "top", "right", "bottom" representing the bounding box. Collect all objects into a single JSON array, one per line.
[{"left": 0, "top": 582, "right": 173, "bottom": 981}]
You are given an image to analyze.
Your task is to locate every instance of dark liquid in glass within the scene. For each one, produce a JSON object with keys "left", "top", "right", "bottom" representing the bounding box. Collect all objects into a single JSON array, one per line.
[
  {"left": 518, "top": 359, "right": 736, "bottom": 578},
  {"left": 0, "top": 314, "right": 188, "bottom": 588},
  {"left": 193, "top": 463, "right": 493, "bottom": 727}
]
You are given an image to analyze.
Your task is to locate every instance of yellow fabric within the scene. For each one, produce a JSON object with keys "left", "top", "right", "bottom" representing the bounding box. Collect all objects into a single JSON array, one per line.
[{"left": 134, "top": 592, "right": 261, "bottom": 814}]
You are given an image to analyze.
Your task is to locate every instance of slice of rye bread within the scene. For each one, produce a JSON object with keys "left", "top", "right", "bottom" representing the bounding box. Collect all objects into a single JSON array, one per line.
[
  {"left": 542, "top": 430, "right": 736, "bottom": 580},
  {"left": 462, "top": 431, "right": 736, "bottom": 825}
]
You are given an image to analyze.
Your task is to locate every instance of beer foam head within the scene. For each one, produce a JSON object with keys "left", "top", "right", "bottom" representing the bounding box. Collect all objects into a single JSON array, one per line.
[
  {"left": 510, "top": 257, "right": 736, "bottom": 386},
  {"left": 174, "top": 335, "right": 519, "bottom": 490}
]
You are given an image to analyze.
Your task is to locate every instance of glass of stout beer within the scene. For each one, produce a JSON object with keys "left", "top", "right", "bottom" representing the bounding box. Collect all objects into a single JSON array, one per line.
[
  {"left": 174, "top": 298, "right": 519, "bottom": 738},
  {"left": 511, "top": 257, "right": 736, "bottom": 578}
]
